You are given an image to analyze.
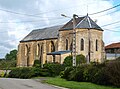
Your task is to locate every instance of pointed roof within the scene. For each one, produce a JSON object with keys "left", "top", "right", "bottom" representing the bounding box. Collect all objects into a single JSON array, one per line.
[
  {"left": 20, "top": 15, "right": 103, "bottom": 42},
  {"left": 60, "top": 15, "right": 103, "bottom": 31}
]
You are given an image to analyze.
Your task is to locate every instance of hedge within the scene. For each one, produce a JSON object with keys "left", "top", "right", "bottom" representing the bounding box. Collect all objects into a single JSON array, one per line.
[
  {"left": 62, "top": 59, "right": 120, "bottom": 87},
  {"left": 8, "top": 63, "right": 65, "bottom": 78}
]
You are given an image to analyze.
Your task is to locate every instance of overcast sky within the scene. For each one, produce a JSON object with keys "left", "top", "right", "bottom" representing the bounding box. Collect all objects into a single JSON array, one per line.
[{"left": 0, "top": 0, "right": 120, "bottom": 58}]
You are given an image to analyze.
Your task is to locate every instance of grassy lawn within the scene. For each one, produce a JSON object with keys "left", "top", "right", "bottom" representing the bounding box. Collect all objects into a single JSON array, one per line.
[{"left": 45, "top": 77, "right": 120, "bottom": 89}]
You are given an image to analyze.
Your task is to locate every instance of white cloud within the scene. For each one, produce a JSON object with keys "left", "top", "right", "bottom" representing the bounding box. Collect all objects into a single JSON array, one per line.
[{"left": 0, "top": 0, "right": 120, "bottom": 58}]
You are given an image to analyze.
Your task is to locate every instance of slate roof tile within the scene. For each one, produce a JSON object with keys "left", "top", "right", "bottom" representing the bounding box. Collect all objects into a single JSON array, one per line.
[
  {"left": 21, "top": 25, "right": 63, "bottom": 42},
  {"left": 60, "top": 15, "right": 103, "bottom": 31},
  {"left": 21, "top": 15, "right": 103, "bottom": 42}
]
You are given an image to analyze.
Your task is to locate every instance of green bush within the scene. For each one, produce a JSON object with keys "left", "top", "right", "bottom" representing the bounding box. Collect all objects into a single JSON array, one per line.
[
  {"left": 8, "top": 67, "right": 34, "bottom": 79},
  {"left": 73, "top": 65, "right": 87, "bottom": 82},
  {"left": 33, "top": 60, "right": 41, "bottom": 68},
  {"left": 62, "top": 67, "right": 74, "bottom": 80},
  {"left": 31, "top": 67, "right": 41, "bottom": 77},
  {"left": 76, "top": 54, "right": 86, "bottom": 66},
  {"left": 83, "top": 64, "right": 105, "bottom": 82},
  {"left": 92, "top": 67, "right": 110, "bottom": 85},
  {"left": 0, "top": 71, "right": 5, "bottom": 77},
  {"left": 67, "top": 68, "right": 76, "bottom": 81},
  {"left": 105, "top": 60, "right": 120, "bottom": 87},
  {"left": 59, "top": 71, "right": 64, "bottom": 78},
  {"left": 8, "top": 63, "right": 65, "bottom": 78},
  {"left": 62, "top": 60, "right": 120, "bottom": 87},
  {"left": 63, "top": 54, "right": 86, "bottom": 67},
  {"left": 8, "top": 67, "right": 50, "bottom": 78},
  {"left": 39, "top": 69, "right": 50, "bottom": 77},
  {"left": 43, "top": 63, "right": 65, "bottom": 77},
  {"left": 63, "top": 56, "right": 72, "bottom": 67}
]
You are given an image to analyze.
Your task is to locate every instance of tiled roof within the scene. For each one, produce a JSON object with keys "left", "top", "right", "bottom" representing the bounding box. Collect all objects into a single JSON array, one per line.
[
  {"left": 60, "top": 15, "right": 103, "bottom": 31},
  {"left": 20, "top": 25, "right": 63, "bottom": 42},
  {"left": 105, "top": 42, "right": 120, "bottom": 49}
]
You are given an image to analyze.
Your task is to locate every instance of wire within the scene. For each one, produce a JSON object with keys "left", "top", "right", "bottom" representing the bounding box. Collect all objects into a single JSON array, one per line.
[
  {"left": 0, "top": 8, "right": 64, "bottom": 18},
  {"left": 29, "top": 3, "right": 94, "bottom": 16},
  {"left": 0, "top": 8, "right": 44, "bottom": 18},
  {"left": 0, "top": 17, "right": 65, "bottom": 23},
  {"left": 0, "top": 3, "right": 86, "bottom": 18},
  {"left": 89, "top": 3, "right": 120, "bottom": 15},
  {"left": 94, "top": 8, "right": 120, "bottom": 18},
  {"left": 109, "top": 25, "right": 120, "bottom": 29},
  {"left": 104, "top": 28, "right": 120, "bottom": 32},
  {"left": 101, "top": 20, "right": 120, "bottom": 27},
  {"left": 0, "top": 1, "right": 97, "bottom": 19},
  {"left": 0, "top": 18, "right": 69, "bottom": 33}
]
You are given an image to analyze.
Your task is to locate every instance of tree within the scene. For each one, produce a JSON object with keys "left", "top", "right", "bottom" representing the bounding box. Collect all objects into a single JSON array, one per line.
[
  {"left": 5, "top": 49, "right": 17, "bottom": 60},
  {"left": 63, "top": 54, "right": 86, "bottom": 67},
  {"left": 0, "top": 59, "right": 16, "bottom": 77}
]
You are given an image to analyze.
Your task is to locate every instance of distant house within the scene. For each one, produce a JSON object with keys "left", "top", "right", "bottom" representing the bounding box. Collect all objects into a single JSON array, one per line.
[{"left": 105, "top": 42, "right": 120, "bottom": 60}]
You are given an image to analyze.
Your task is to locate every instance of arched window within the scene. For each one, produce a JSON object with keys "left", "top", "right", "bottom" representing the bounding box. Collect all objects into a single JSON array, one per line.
[
  {"left": 51, "top": 41, "right": 55, "bottom": 52},
  {"left": 36, "top": 44, "right": 40, "bottom": 56},
  {"left": 25, "top": 45, "right": 30, "bottom": 66},
  {"left": 25, "top": 45, "right": 28, "bottom": 56},
  {"left": 81, "top": 38, "right": 84, "bottom": 51},
  {"left": 39, "top": 44, "right": 43, "bottom": 63},
  {"left": 66, "top": 39, "right": 68, "bottom": 50},
  {"left": 96, "top": 39, "right": 98, "bottom": 51}
]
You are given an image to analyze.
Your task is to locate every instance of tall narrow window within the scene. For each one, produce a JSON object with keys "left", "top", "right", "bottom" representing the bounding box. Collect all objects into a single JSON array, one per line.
[
  {"left": 39, "top": 44, "right": 43, "bottom": 63},
  {"left": 66, "top": 39, "right": 68, "bottom": 50},
  {"left": 51, "top": 41, "right": 55, "bottom": 52},
  {"left": 81, "top": 39, "right": 84, "bottom": 51},
  {"left": 36, "top": 44, "right": 40, "bottom": 56},
  {"left": 96, "top": 39, "right": 98, "bottom": 51},
  {"left": 25, "top": 45, "right": 28, "bottom": 56},
  {"left": 25, "top": 45, "right": 30, "bottom": 66}
]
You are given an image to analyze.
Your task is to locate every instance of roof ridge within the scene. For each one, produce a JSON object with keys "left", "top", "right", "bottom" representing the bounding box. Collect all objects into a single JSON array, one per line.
[
  {"left": 75, "top": 16, "right": 87, "bottom": 28},
  {"left": 87, "top": 16, "right": 92, "bottom": 28},
  {"left": 32, "top": 25, "right": 64, "bottom": 31}
]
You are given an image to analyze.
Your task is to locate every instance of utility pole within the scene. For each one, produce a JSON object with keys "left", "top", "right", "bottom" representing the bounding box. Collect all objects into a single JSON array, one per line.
[
  {"left": 72, "top": 14, "right": 77, "bottom": 66},
  {"left": 61, "top": 14, "right": 78, "bottom": 66},
  {"left": 87, "top": 14, "right": 91, "bottom": 63},
  {"left": 88, "top": 28, "right": 90, "bottom": 63}
]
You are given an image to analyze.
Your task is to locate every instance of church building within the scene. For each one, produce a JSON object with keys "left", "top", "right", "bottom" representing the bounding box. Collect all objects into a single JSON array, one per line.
[{"left": 17, "top": 15, "right": 105, "bottom": 67}]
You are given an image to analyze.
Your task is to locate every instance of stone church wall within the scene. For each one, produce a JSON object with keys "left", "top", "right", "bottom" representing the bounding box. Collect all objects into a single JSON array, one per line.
[
  {"left": 17, "top": 39, "right": 58, "bottom": 67},
  {"left": 17, "top": 28, "right": 105, "bottom": 67},
  {"left": 59, "top": 28, "right": 105, "bottom": 63}
]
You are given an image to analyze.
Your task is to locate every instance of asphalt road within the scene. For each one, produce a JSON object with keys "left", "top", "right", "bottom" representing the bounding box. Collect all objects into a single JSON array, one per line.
[{"left": 0, "top": 78, "right": 61, "bottom": 89}]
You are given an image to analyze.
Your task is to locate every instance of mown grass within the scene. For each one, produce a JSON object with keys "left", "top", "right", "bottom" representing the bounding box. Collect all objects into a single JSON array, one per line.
[{"left": 45, "top": 77, "right": 120, "bottom": 89}]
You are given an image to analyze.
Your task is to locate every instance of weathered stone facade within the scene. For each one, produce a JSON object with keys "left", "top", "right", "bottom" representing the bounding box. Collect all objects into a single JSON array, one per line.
[
  {"left": 17, "top": 39, "right": 58, "bottom": 67},
  {"left": 17, "top": 15, "right": 105, "bottom": 67}
]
